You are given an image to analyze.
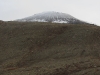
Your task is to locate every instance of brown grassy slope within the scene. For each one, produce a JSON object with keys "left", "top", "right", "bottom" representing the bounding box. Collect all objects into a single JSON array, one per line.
[{"left": 0, "top": 22, "right": 100, "bottom": 75}]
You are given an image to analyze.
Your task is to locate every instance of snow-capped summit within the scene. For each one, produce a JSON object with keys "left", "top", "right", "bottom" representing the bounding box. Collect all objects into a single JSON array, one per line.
[{"left": 17, "top": 11, "right": 86, "bottom": 24}]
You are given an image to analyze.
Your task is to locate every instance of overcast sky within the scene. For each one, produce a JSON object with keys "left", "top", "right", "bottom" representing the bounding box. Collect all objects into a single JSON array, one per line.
[{"left": 0, "top": 0, "right": 100, "bottom": 25}]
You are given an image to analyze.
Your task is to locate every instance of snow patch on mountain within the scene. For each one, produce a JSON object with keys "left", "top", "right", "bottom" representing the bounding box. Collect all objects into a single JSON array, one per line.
[
  {"left": 53, "top": 20, "right": 68, "bottom": 23},
  {"left": 16, "top": 11, "right": 86, "bottom": 24}
]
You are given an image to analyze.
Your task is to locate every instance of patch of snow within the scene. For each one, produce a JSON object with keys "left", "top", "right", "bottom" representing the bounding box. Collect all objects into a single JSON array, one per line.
[
  {"left": 16, "top": 11, "right": 84, "bottom": 24},
  {"left": 52, "top": 20, "right": 68, "bottom": 23},
  {"left": 30, "top": 19, "right": 48, "bottom": 22}
]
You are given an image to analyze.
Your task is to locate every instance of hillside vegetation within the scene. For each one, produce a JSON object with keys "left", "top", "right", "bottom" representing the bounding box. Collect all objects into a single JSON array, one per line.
[{"left": 0, "top": 22, "right": 100, "bottom": 75}]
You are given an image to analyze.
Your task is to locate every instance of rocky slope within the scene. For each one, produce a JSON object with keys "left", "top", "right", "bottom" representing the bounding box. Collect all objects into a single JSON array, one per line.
[{"left": 0, "top": 22, "right": 100, "bottom": 75}]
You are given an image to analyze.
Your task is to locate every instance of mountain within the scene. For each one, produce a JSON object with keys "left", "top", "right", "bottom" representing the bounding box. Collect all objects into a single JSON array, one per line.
[
  {"left": 0, "top": 20, "right": 4, "bottom": 23},
  {"left": 17, "top": 11, "right": 86, "bottom": 24},
  {"left": 0, "top": 22, "right": 100, "bottom": 75}
]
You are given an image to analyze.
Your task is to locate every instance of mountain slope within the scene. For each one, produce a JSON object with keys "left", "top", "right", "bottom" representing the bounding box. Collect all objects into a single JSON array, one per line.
[
  {"left": 17, "top": 11, "right": 86, "bottom": 24},
  {"left": 0, "top": 22, "right": 100, "bottom": 75}
]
